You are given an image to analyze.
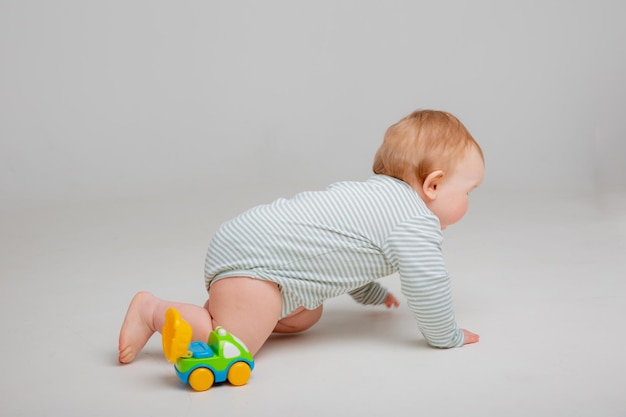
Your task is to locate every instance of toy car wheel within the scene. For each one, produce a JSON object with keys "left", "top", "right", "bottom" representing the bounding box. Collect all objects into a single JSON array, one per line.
[
  {"left": 227, "top": 362, "right": 251, "bottom": 386},
  {"left": 188, "top": 368, "right": 215, "bottom": 391}
]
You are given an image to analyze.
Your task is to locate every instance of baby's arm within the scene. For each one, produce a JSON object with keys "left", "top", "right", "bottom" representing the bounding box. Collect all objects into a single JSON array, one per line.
[
  {"left": 386, "top": 215, "right": 471, "bottom": 348},
  {"left": 348, "top": 282, "right": 398, "bottom": 308}
]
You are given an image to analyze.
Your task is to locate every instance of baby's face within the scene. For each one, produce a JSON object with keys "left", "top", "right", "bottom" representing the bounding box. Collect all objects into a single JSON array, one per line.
[{"left": 426, "top": 146, "right": 485, "bottom": 229}]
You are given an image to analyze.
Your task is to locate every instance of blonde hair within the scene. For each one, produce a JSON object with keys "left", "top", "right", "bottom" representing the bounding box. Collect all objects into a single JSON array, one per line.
[{"left": 373, "top": 110, "right": 483, "bottom": 188}]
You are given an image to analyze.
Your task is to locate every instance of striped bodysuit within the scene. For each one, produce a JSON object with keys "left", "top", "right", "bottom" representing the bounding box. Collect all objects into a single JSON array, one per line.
[{"left": 204, "top": 174, "right": 464, "bottom": 348}]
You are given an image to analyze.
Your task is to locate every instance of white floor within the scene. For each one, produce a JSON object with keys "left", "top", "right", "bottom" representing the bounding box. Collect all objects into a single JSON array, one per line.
[{"left": 1, "top": 188, "right": 625, "bottom": 417}]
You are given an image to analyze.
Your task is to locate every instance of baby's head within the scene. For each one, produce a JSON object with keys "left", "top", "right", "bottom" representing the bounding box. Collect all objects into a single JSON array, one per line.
[
  {"left": 373, "top": 110, "right": 485, "bottom": 228},
  {"left": 373, "top": 109, "right": 483, "bottom": 190}
]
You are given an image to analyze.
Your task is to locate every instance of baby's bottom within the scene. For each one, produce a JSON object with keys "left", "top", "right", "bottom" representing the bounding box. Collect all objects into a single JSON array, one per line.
[
  {"left": 206, "top": 277, "right": 323, "bottom": 355},
  {"left": 118, "top": 276, "right": 322, "bottom": 363},
  {"left": 273, "top": 305, "right": 324, "bottom": 334}
]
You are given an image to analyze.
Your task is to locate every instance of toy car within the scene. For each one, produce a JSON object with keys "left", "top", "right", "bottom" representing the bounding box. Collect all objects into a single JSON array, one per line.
[{"left": 162, "top": 308, "right": 255, "bottom": 391}]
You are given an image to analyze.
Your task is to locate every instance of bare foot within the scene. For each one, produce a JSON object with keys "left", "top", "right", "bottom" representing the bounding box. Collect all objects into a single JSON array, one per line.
[{"left": 118, "top": 291, "right": 159, "bottom": 364}]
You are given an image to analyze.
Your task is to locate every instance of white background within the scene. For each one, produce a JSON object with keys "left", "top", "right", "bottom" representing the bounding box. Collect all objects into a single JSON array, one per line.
[
  {"left": 2, "top": 0, "right": 625, "bottom": 208},
  {"left": 1, "top": 1, "right": 625, "bottom": 416}
]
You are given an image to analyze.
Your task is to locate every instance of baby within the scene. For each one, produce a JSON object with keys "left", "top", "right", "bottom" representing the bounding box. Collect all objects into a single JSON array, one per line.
[{"left": 119, "top": 109, "right": 484, "bottom": 364}]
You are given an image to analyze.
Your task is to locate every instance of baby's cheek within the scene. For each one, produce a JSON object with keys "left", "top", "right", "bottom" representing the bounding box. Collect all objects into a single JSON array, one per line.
[
  {"left": 459, "top": 199, "right": 469, "bottom": 219},
  {"left": 452, "top": 199, "right": 469, "bottom": 224}
]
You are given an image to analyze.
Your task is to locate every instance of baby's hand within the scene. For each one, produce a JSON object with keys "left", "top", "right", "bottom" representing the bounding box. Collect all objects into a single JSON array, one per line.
[
  {"left": 461, "top": 329, "right": 480, "bottom": 345},
  {"left": 384, "top": 293, "right": 400, "bottom": 308}
]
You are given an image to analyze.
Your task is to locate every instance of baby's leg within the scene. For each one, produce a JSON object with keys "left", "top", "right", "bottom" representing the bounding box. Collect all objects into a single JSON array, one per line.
[
  {"left": 207, "top": 277, "right": 282, "bottom": 356},
  {"left": 118, "top": 291, "right": 212, "bottom": 364}
]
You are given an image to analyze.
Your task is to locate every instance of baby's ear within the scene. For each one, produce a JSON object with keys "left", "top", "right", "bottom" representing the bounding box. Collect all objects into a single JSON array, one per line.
[{"left": 422, "top": 170, "right": 445, "bottom": 200}]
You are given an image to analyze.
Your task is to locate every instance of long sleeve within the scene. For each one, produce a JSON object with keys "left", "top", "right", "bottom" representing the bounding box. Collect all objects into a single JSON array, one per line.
[
  {"left": 348, "top": 282, "right": 388, "bottom": 305},
  {"left": 383, "top": 214, "right": 464, "bottom": 348}
]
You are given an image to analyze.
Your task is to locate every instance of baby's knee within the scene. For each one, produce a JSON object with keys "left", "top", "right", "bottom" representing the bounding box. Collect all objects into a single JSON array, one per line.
[{"left": 274, "top": 305, "right": 323, "bottom": 334}]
